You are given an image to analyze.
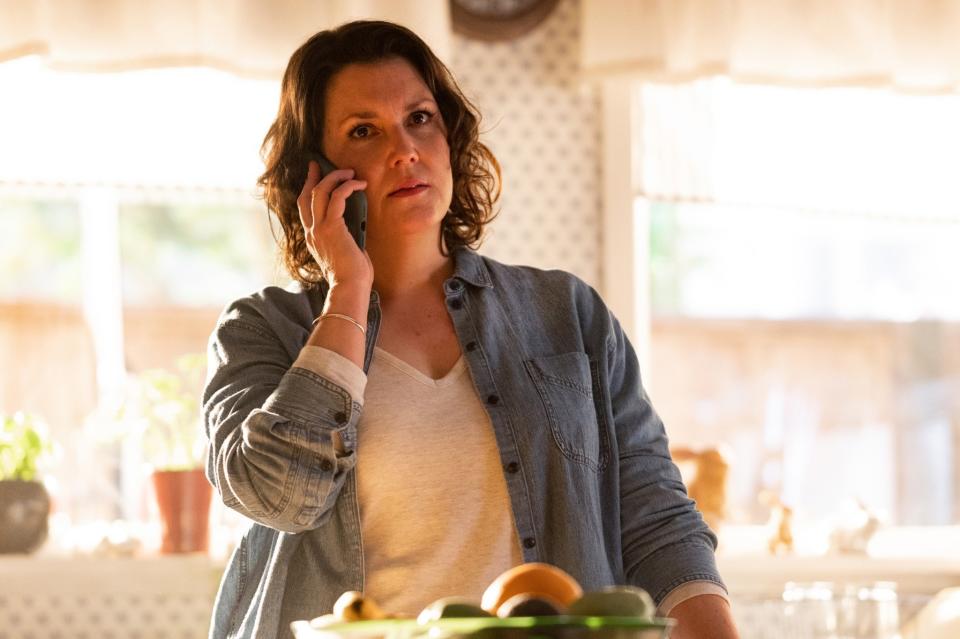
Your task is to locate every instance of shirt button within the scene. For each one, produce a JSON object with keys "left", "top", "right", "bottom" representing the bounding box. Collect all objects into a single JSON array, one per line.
[
  {"left": 449, "top": 299, "right": 463, "bottom": 310},
  {"left": 334, "top": 411, "right": 348, "bottom": 425},
  {"left": 487, "top": 394, "right": 500, "bottom": 405},
  {"left": 506, "top": 462, "right": 520, "bottom": 473},
  {"left": 523, "top": 537, "right": 536, "bottom": 549},
  {"left": 466, "top": 341, "right": 477, "bottom": 352},
  {"left": 320, "top": 459, "right": 334, "bottom": 472},
  {"left": 449, "top": 280, "right": 463, "bottom": 290}
]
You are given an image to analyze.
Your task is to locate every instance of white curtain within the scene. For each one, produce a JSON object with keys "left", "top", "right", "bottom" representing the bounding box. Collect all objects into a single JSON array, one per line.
[
  {"left": 582, "top": 0, "right": 960, "bottom": 92},
  {"left": 0, "top": 0, "right": 451, "bottom": 78}
]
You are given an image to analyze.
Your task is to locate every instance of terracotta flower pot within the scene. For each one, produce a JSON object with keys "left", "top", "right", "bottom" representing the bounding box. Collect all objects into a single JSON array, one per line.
[
  {"left": 0, "top": 480, "right": 50, "bottom": 554},
  {"left": 151, "top": 468, "right": 212, "bottom": 554}
]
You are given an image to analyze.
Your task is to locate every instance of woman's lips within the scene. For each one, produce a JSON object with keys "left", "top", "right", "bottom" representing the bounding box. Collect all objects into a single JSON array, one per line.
[{"left": 388, "top": 185, "right": 429, "bottom": 198}]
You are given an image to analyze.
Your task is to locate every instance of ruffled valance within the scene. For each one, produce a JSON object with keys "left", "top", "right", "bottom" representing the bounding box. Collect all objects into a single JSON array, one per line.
[
  {"left": 0, "top": 0, "right": 451, "bottom": 77},
  {"left": 582, "top": 0, "right": 960, "bottom": 92}
]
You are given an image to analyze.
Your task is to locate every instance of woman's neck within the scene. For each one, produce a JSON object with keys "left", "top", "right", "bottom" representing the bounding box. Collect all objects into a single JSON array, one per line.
[{"left": 368, "top": 233, "right": 454, "bottom": 301}]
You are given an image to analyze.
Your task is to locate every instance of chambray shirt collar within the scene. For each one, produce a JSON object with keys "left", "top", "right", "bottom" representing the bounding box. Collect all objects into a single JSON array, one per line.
[
  {"left": 450, "top": 246, "right": 494, "bottom": 289},
  {"left": 298, "top": 247, "right": 492, "bottom": 303}
]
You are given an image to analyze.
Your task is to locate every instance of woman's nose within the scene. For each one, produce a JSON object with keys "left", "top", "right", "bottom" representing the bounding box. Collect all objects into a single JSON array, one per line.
[{"left": 387, "top": 129, "right": 419, "bottom": 166}]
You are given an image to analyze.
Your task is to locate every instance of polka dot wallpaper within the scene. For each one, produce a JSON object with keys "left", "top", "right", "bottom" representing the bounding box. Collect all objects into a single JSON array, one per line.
[
  {"left": 0, "top": 587, "right": 214, "bottom": 639},
  {"left": 450, "top": 0, "right": 603, "bottom": 289}
]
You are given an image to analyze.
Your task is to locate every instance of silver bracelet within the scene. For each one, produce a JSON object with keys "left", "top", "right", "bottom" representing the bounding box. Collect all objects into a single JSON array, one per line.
[{"left": 312, "top": 312, "right": 366, "bottom": 336}]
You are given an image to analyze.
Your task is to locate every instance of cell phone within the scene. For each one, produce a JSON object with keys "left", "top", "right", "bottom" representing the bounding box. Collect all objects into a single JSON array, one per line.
[{"left": 303, "top": 152, "right": 367, "bottom": 251}]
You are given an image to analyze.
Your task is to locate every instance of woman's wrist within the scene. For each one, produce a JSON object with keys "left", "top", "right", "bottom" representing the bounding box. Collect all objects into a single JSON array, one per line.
[
  {"left": 304, "top": 281, "right": 371, "bottom": 367},
  {"left": 323, "top": 281, "right": 371, "bottom": 318}
]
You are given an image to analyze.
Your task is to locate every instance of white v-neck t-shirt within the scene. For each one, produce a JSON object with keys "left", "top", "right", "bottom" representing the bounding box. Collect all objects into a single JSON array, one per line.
[
  {"left": 292, "top": 345, "right": 726, "bottom": 618},
  {"left": 354, "top": 346, "right": 523, "bottom": 615}
]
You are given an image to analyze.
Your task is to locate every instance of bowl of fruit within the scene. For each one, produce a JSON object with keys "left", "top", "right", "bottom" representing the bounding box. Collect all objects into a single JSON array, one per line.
[{"left": 291, "top": 563, "right": 674, "bottom": 639}]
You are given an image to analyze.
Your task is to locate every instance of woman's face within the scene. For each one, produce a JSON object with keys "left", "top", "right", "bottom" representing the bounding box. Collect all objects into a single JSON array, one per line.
[{"left": 321, "top": 57, "right": 453, "bottom": 250}]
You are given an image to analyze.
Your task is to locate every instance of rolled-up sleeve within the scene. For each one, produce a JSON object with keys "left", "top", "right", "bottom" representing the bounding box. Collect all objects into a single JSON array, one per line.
[
  {"left": 606, "top": 315, "right": 727, "bottom": 605},
  {"left": 293, "top": 345, "right": 367, "bottom": 402},
  {"left": 656, "top": 581, "right": 730, "bottom": 617},
  {"left": 203, "top": 316, "right": 363, "bottom": 534}
]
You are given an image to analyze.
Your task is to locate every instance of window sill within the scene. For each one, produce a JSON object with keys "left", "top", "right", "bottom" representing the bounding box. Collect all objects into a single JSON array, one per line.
[{"left": 717, "top": 525, "right": 960, "bottom": 596}]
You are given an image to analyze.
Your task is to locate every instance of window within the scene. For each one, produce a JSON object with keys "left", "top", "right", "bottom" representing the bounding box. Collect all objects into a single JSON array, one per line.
[
  {"left": 634, "top": 79, "right": 960, "bottom": 527},
  {"left": 0, "top": 196, "right": 82, "bottom": 302},
  {"left": 0, "top": 195, "right": 95, "bottom": 522},
  {"left": 0, "top": 58, "right": 284, "bottom": 530},
  {"left": 119, "top": 200, "right": 280, "bottom": 308},
  {"left": 649, "top": 202, "right": 960, "bottom": 321}
]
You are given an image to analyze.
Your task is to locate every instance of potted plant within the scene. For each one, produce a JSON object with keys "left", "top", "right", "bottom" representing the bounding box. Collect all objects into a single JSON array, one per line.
[
  {"left": 119, "top": 354, "right": 212, "bottom": 554},
  {"left": 0, "top": 412, "right": 54, "bottom": 553}
]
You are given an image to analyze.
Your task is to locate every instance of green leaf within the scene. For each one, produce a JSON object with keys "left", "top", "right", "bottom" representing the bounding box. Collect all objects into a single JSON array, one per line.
[{"left": 0, "top": 412, "right": 54, "bottom": 481}]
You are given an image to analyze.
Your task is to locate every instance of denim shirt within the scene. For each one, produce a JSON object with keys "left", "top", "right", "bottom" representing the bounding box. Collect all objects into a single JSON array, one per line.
[{"left": 203, "top": 247, "right": 724, "bottom": 639}]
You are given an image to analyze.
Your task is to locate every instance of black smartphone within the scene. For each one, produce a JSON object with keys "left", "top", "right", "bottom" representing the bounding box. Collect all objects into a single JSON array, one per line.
[{"left": 303, "top": 152, "right": 367, "bottom": 251}]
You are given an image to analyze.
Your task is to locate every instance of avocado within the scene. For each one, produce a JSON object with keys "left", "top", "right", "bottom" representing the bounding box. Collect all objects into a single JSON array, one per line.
[
  {"left": 497, "top": 593, "right": 565, "bottom": 618},
  {"left": 417, "top": 597, "right": 492, "bottom": 624},
  {"left": 568, "top": 586, "right": 655, "bottom": 619}
]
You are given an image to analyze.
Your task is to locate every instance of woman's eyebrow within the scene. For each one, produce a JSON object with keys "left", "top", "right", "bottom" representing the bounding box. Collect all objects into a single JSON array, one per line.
[{"left": 338, "top": 98, "right": 437, "bottom": 126}]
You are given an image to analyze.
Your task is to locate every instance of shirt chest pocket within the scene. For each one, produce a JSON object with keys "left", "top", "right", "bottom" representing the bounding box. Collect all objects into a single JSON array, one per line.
[{"left": 525, "top": 351, "right": 609, "bottom": 472}]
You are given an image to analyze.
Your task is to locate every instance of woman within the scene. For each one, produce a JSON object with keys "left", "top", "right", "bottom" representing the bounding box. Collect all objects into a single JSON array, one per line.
[{"left": 203, "top": 20, "right": 738, "bottom": 639}]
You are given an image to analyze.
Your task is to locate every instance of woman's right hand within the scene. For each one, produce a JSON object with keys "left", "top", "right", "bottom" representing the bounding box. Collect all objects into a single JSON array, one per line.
[{"left": 297, "top": 160, "right": 374, "bottom": 289}]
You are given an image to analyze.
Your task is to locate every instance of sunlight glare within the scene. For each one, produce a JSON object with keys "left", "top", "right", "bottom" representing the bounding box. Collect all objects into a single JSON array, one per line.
[{"left": 0, "top": 56, "right": 280, "bottom": 190}]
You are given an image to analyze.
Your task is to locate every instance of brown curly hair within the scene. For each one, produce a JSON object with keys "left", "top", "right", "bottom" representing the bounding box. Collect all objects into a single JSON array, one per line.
[{"left": 258, "top": 20, "right": 501, "bottom": 287}]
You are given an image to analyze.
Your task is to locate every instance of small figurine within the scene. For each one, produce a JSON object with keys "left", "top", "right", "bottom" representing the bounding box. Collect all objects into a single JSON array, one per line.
[
  {"left": 829, "top": 500, "right": 880, "bottom": 555},
  {"left": 671, "top": 446, "right": 730, "bottom": 533},
  {"left": 760, "top": 492, "right": 794, "bottom": 555}
]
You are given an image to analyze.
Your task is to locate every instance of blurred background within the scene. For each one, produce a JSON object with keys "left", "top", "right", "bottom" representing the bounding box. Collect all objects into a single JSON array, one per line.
[{"left": 1, "top": 0, "right": 959, "bottom": 637}]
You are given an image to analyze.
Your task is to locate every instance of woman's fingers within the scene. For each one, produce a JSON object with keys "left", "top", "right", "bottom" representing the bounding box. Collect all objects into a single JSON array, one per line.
[
  {"left": 297, "top": 161, "right": 357, "bottom": 223},
  {"left": 311, "top": 171, "right": 358, "bottom": 214},
  {"left": 323, "top": 177, "right": 367, "bottom": 223},
  {"left": 295, "top": 159, "right": 371, "bottom": 284},
  {"left": 297, "top": 160, "right": 322, "bottom": 229}
]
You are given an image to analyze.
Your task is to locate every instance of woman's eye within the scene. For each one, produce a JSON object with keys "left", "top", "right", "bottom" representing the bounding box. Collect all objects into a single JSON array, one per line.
[
  {"left": 410, "top": 110, "right": 433, "bottom": 125},
  {"left": 349, "top": 125, "right": 372, "bottom": 139}
]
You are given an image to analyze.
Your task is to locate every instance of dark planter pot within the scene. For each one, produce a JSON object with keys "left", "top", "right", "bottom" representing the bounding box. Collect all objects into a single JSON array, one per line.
[
  {"left": 152, "top": 468, "right": 212, "bottom": 554},
  {"left": 0, "top": 479, "right": 50, "bottom": 554}
]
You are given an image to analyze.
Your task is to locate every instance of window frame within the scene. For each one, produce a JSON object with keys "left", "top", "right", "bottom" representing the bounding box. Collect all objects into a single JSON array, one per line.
[{"left": 599, "top": 78, "right": 959, "bottom": 539}]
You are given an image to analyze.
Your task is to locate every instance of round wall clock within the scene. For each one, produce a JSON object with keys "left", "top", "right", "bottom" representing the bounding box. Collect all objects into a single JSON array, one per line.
[{"left": 450, "top": 0, "right": 560, "bottom": 41}]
